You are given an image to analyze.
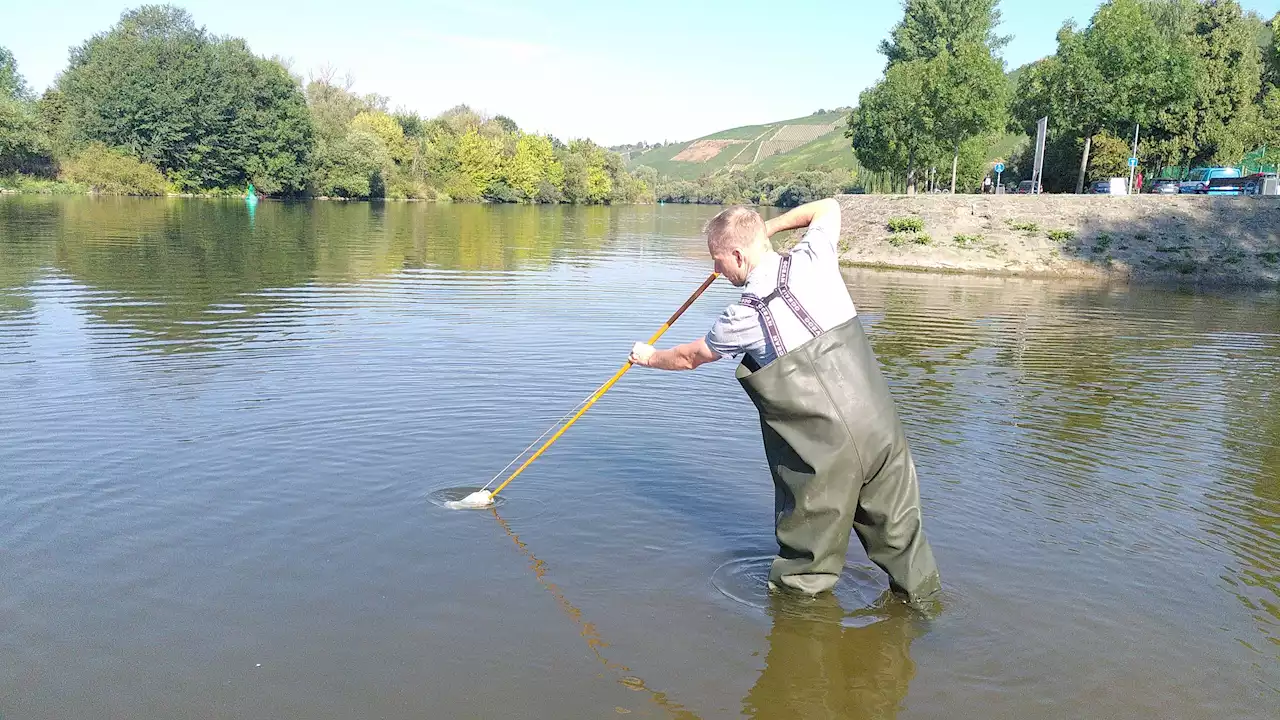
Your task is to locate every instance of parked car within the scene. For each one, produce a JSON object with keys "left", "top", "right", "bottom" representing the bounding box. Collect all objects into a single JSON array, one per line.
[
  {"left": 1090, "top": 180, "right": 1112, "bottom": 194},
  {"left": 1206, "top": 176, "right": 1254, "bottom": 195},
  {"left": 1179, "top": 167, "right": 1241, "bottom": 194},
  {"left": 1015, "top": 180, "right": 1040, "bottom": 194},
  {"left": 1149, "top": 178, "right": 1180, "bottom": 194},
  {"left": 1241, "top": 173, "right": 1279, "bottom": 196}
]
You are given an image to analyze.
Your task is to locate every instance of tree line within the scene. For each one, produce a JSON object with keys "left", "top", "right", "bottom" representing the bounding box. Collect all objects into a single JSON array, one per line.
[
  {"left": 644, "top": 167, "right": 876, "bottom": 206},
  {"left": 0, "top": 5, "right": 650, "bottom": 203},
  {"left": 10, "top": 2, "right": 1277, "bottom": 201},
  {"left": 849, "top": 0, "right": 1280, "bottom": 194}
]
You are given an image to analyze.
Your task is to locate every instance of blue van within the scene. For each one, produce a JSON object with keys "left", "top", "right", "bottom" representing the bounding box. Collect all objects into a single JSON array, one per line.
[{"left": 1178, "top": 167, "right": 1241, "bottom": 194}]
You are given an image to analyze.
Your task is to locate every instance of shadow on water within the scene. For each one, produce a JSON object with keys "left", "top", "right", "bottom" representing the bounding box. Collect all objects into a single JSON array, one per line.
[{"left": 742, "top": 592, "right": 924, "bottom": 720}]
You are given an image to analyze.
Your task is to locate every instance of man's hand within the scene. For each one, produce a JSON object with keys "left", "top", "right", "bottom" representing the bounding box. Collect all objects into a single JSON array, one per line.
[{"left": 629, "top": 342, "right": 656, "bottom": 366}]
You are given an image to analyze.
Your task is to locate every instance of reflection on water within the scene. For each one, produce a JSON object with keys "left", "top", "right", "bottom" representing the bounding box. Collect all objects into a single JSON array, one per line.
[
  {"left": 744, "top": 593, "right": 921, "bottom": 720},
  {"left": 1, "top": 196, "right": 1277, "bottom": 719},
  {"left": 490, "top": 508, "right": 701, "bottom": 720},
  {"left": 0, "top": 197, "right": 633, "bottom": 353},
  {"left": 845, "top": 272, "right": 1280, "bottom": 664}
]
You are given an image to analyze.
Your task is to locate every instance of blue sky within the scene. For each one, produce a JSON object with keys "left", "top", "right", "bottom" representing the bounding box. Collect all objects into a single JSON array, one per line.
[{"left": 3, "top": 1, "right": 1278, "bottom": 145}]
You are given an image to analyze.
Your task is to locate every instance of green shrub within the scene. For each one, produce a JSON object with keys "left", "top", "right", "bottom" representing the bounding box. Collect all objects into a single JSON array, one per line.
[
  {"left": 483, "top": 180, "right": 521, "bottom": 203},
  {"left": 953, "top": 234, "right": 982, "bottom": 247},
  {"left": 887, "top": 216, "right": 924, "bottom": 233},
  {"left": 1047, "top": 229, "right": 1076, "bottom": 243},
  {"left": 535, "top": 179, "right": 564, "bottom": 204},
  {"left": 911, "top": 232, "right": 932, "bottom": 245},
  {"left": 442, "top": 174, "right": 483, "bottom": 202},
  {"left": 1006, "top": 219, "right": 1039, "bottom": 232},
  {"left": 0, "top": 173, "right": 87, "bottom": 194},
  {"left": 887, "top": 233, "right": 909, "bottom": 248},
  {"left": 61, "top": 144, "right": 167, "bottom": 195},
  {"left": 1092, "top": 233, "right": 1113, "bottom": 253}
]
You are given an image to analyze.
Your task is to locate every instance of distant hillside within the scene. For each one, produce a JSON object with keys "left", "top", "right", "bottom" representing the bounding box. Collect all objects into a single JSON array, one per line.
[
  {"left": 624, "top": 109, "right": 858, "bottom": 180},
  {"left": 623, "top": 106, "right": 1027, "bottom": 182}
]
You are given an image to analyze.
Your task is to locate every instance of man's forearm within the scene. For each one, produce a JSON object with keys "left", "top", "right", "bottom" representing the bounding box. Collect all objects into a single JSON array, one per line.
[
  {"left": 637, "top": 338, "right": 720, "bottom": 371},
  {"left": 763, "top": 197, "right": 839, "bottom": 237},
  {"left": 646, "top": 344, "right": 700, "bottom": 371}
]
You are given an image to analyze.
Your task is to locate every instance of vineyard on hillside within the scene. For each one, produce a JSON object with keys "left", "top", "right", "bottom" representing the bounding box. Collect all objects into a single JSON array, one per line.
[
  {"left": 622, "top": 110, "right": 856, "bottom": 181},
  {"left": 754, "top": 123, "right": 841, "bottom": 163}
]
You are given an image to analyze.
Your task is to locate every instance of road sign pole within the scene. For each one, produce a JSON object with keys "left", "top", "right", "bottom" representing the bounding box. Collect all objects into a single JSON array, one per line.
[
  {"left": 1127, "top": 123, "right": 1139, "bottom": 194},
  {"left": 1032, "top": 116, "right": 1048, "bottom": 194}
]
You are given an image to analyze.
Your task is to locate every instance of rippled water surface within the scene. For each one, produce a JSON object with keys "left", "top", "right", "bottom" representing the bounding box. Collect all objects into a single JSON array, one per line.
[{"left": 2, "top": 196, "right": 1277, "bottom": 719}]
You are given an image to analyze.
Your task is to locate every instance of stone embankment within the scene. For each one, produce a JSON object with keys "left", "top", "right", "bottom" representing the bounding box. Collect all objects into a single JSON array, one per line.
[{"left": 831, "top": 194, "right": 1280, "bottom": 285}]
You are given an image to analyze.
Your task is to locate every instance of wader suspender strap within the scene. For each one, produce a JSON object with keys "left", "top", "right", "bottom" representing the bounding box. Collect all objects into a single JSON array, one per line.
[
  {"left": 739, "top": 294, "right": 786, "bottom": 356},
  {"left": 776, "top": 255, "right": 824, "bottom": 337},
  {"left": 740, "top": 255, "right": 823, "bottom": 359}
]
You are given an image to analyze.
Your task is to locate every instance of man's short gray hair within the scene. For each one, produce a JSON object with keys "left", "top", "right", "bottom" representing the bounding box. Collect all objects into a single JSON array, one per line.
[{"left": 704, "top": 205, "right": 765, "bottom": 254}]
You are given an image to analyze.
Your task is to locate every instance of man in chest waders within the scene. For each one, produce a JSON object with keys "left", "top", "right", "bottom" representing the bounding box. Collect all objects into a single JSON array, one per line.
[{"left": 629, "top": 198, "right": 941, "bottom": 601}]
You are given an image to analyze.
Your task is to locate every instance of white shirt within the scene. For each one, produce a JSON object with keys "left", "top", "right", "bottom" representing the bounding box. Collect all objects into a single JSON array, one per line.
[{"left": 704, "top": 212, "right": 857, "bottom": 368}]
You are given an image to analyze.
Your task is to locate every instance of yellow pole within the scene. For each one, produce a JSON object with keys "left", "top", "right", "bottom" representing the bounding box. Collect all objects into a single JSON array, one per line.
[{"left": 489, "top": 271, "right": 720, "bottom": 498}]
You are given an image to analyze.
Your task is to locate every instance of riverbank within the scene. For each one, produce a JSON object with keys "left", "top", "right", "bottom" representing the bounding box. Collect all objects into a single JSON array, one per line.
[
  {"left": 831, "top": 194, "right": 1280, "bottom": 286},
  {"left": 0, "top": 183, "right": 649, "bottom": 204}
]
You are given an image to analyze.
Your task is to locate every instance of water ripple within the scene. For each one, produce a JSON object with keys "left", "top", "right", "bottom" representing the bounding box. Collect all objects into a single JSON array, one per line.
[{"left": 1, "top": 199, "right": 1277, "bottom": 719}]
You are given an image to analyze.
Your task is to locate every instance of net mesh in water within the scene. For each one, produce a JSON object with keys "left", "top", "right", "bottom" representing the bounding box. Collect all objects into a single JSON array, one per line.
[{"left": 444, "top": 490, "right": 494, "bottom": 510}]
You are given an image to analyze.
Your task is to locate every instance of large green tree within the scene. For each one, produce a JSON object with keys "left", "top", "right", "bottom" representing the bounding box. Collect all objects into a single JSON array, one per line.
[
  {"left": 851, "top": 0, "right": 1006, "bottom": 193},
  {"left": 0, "top": 47, "right": 53, "bottom": 175},
  {"left": 0, "top": 97, "right": 50, "bottom": 175},
  {"left": 508, "top": 133, "right": 560, "bottom": 201},
  {"left": 304, "top": 74, "right": 385, "bottom": 196},
  {"left": 57, "top": 5, "right": 314, "bottom": 193},
  {"left": 1014, "top": 0, "right": 1195, "bottom": 192},
  {"left": 1173, "top": 0, "right": 1264, "bottom": 167},
  {"left": 928, "top": 42, "right": 1008, "bottom": 192},
  {"left": 1142, "top": 0, "right": 1200, "bottom": 40},
  {"left": 1261, "top": 12, "right": 1280, "bottom": 88},
  {"left": 0, "top": 46, "right": 31, "bottom": 100},
  {"left": 880, "top": 0, "right": 1009, "bottom": 63},
  {"left": 847, "top": 60, "right": 938, "bottom": 194},
  {"left": 453, "top": 127, "right": 504, "bottom": 201}
]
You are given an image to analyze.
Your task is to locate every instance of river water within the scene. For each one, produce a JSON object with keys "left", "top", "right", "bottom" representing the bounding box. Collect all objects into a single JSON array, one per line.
[{"left": 1, "top": 196, "right": 1276, "bottom": 719}]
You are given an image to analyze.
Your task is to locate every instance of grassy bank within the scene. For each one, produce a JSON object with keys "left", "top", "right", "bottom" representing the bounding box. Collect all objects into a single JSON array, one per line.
[{"left": 0, "top": 174, "right": 88, "bottom": 194}]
